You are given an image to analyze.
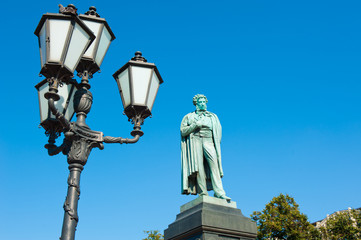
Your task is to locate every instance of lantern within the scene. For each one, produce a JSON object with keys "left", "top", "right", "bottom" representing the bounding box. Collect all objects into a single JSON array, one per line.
[
  {"left": 34, "top": 4, "right": 95, "bottom": 81},
  {"left": 77, "top": 7, "right": 116, "bottom": 75},
  {"left": 113, "top": 52, "right": 163, "bottom": 120}
]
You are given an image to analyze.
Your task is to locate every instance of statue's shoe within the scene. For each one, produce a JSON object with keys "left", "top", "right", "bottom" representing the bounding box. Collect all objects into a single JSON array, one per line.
[{"left": 220, "top": 195, "right": 231, "bottom": 201}]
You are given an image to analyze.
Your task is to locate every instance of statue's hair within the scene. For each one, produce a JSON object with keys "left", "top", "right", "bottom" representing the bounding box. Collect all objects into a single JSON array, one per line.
[{"left": 193, "top": 94, "right": 208, "bottom": 106}]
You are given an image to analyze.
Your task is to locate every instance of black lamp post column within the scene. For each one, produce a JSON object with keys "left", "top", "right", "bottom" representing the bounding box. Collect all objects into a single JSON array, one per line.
[
  {"left": 59, "top": 74, "right": 104, "bottom": 240},
  {"left": 60, "top": 163, "right": 82, "bottom": 240}
]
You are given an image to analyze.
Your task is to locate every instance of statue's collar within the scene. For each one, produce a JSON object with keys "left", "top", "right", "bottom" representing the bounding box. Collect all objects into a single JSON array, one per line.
[{"left": 195, "top": 110, "right": 210, "bottom": 116}]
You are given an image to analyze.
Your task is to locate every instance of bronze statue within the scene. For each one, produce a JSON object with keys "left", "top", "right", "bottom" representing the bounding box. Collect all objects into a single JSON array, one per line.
[{"left": 180, "top": 94, "right": 230, "bottom": 200}]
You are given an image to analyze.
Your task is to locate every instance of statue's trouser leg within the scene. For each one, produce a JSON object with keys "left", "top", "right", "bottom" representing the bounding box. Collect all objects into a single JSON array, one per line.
[
  {"left": 195, "top": 136, "right": 226, "bottom": 197},
  {"left": 203, "top": 138, "right": 226, "bottom": 198},
  {"left": 194, "top": 136, "right": 208, "bottom": 195}
]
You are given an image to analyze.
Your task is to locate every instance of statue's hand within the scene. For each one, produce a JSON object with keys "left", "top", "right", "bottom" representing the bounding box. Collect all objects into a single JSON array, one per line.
[{"left": 195, "top": 120, "right": 203, "bottom": 128}]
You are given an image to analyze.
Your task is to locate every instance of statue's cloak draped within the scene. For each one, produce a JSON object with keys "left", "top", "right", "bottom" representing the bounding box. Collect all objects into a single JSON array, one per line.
[{"left": 180, "top": 111, "right": 223, "bottom": 195}]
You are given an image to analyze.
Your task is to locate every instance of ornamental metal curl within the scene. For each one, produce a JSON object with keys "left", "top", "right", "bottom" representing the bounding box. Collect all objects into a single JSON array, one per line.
[
  {"left": 67, "top": 177, "right": 80, "bottom": 196},
  {"left": 63, "top": 197, "right": 79, "bottom": 222}
]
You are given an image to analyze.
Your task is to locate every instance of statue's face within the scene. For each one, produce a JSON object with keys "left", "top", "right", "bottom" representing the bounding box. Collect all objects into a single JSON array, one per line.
[{"left": 196, "top": 97, "right": 207, "bottom": 111}]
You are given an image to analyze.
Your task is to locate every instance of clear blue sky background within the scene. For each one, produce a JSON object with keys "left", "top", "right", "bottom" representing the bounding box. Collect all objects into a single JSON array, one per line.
[{"left": 1, "top": 0, "right": 361, "bottom": 239}]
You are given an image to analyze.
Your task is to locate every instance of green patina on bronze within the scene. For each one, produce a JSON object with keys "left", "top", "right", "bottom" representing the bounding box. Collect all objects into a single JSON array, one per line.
[{"left": 180, "top": 94, "right": 230, "bottom": 200}]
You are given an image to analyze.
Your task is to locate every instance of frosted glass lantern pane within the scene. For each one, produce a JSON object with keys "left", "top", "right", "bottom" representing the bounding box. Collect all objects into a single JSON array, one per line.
[
  {"left": 38, "top": 83, "right": 50, "bottom": 122},
  {"left": 95, "top": 27, "right": 112, "bottom": 66},
  {"left": 131, "top": 66, "right": 152, "bottom": 105},
  {"left": 48, "top": 19, "right": 71, "bottom": 63},
  {"left": 64, "top": 22, "right": 91, "bottom": 72},
  {"left": 63, "top": 86, "right": 76, "bottom": 121},
  {"left": 82, "top": 20, "right": 102, "bottom": 59},
  {"left": 38, "top": 23, "right": 47, "bottom": 67},
  {"left": 117, "top": 68, "right": 131, "bottom": 108},
  {"left": 146, "top": 72, "right": 160, "bottom": 111},
  {"left": 51, "top": 83, "right": 71, "bottom": 119},
  {"left": 38, "top": 82, "right": 75, "bottom": 123}
]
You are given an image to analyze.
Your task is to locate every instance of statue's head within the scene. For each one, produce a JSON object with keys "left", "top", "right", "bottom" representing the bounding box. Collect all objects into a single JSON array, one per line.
[{"left": 193, "top": 94, "right": 208, "bottom": 111}]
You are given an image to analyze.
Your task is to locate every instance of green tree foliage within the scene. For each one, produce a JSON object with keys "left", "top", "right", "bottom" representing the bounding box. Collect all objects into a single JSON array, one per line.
[
  {"left": 321, "top": 208, "right": 361, "bottom": 240},
  {"left": 143, "top": 230, "right": 164, "bottom": 240},
  {"left": 251, "top": 193, "right": 319, "bottom": 240}
]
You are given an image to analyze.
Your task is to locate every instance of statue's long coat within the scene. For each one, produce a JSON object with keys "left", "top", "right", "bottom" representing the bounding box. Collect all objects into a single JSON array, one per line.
[{"left": 180, "top": 111, "right": 223, "bottom": 195}]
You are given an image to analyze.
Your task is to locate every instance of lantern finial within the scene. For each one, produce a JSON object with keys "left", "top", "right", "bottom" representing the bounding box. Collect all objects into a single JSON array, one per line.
[
  {"left": 132, "top": 51, "right": 147, "bottom": 62},
  {"left": 85, "top": 6, "right": 100, "bottom": 17},
  {"left": 58, "top": 4, "right": 78, "bottom": 15}
]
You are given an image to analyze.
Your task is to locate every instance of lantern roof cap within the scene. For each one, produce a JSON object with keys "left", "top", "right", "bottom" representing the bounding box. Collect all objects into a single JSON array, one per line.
[
  {"left": 58, "top": 4, "right": 78, "bottom": 16},
  {"left": 132, "top": 51, "right": 147, "bottom": 62},
  {"left": 78, "top": 8, "right": 116, "bottom": 41},
  {"left": 34, "top": 12, "right": 95, "bottom": 43},
  {"left": 112, "top": 52, "right": 164, "bottom": 84},
  {"left": 84, "top": 6, "right": 100, "bottom": 17},
  {"left": 35, "top": 78, "right": 79, "bottom": 91}
]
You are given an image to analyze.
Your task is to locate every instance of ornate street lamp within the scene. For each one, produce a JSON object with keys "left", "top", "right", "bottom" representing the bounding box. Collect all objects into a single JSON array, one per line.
[{"left": 34, "top": 4, "right": 163, "bottom": 240}]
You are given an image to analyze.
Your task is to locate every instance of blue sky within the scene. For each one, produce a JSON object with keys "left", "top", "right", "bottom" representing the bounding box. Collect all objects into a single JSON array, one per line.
[{"left": 1, "top": 0, "right": 361, "bottom": 239}]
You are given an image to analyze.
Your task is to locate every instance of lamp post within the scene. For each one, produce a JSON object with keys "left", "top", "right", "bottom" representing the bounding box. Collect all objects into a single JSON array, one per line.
[{"left": 34, "top": 5, "right": 163, "bottom": 240}]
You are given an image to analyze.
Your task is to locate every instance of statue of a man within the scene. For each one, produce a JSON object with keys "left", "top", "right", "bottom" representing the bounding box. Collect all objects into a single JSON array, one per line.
[{"left": 180, "top": 94, "right": 230, "bottom": 200}]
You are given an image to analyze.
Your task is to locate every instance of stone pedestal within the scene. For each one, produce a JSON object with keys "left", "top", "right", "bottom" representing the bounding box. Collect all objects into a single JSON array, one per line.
[{"left": 164, "top": 196, "right": 257, "bottom": 240}]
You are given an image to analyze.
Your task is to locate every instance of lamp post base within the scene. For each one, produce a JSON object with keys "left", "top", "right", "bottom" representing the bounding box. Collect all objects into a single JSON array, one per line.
[{"left": 164, "top": 196, "right": 257, "bottom": 240}]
